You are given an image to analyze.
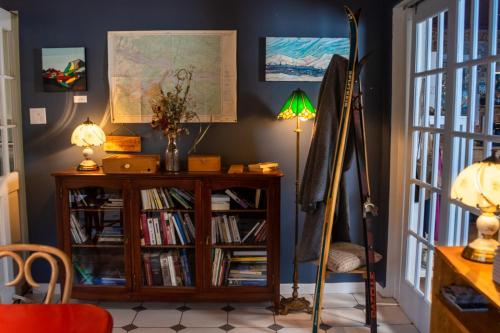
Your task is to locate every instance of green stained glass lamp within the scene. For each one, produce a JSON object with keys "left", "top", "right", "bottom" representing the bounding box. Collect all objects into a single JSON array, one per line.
[
  {"left": 277, "top": 89, "right": 316, "bottom": 121},
  {"left": 278, "top": 89, "right": 315, "bottom": 315}
]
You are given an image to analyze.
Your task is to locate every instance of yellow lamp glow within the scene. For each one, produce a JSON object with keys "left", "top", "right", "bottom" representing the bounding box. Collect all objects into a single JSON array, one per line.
[
  {"left": 71, "top": 118, "right": 106, "bottom": 171},
  {"left": 451, "top": 153, "right": 500, "bottom": 263}
]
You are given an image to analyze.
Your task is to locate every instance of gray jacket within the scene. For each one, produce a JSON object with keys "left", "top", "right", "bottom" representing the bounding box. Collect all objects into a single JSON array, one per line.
[{"left": 297, "top": 55, "right": 354, "bottom": 262}]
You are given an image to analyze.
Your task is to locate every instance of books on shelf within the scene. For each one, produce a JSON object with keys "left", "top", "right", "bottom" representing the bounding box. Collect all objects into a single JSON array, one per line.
[
  {"left": 70, "top": 213, "right": 88, "bottom": 244},
  {"left": 97, "top": 224, "right": 124, "bottom": 244},
  {"left": 101, "top": 197, "right": 124, "bottom": 209},
  {"left": 211, "top": 215, "right": 267, "bottom": 244},
  {"left": 142, "top": 249, "right": 193, "bottom": 287},
  {"left": 72, "top": 255, "right": 126, "bottom": 286},
  {"left": 212, "top": 249, "right": 267, "bottom": 287},
  {"left": 211, "top": 194, "right": 230, "bottom": 211},
  {"left": 140, "top": 187, "right": 194, "bottom": 210},
  {"left": 225, "top": 189, "right": 254, "bottom": 209},
  {"left": 140, "top": 211, "right": 195, "bottom": 246},
  {"left": 493, "top": 246, "right": 500, "bottom": 285},
  {"left": 70, "top": 189, "right": 89, "bottom": 208}
]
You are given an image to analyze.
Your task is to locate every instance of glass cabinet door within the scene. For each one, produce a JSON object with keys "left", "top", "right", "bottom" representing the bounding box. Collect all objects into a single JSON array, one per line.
[
  {"left": 137, "top": 184, "right": 196, "bottom": 288},
  {"left": 209, "top": 185, "right": 269, "bottom": 288},
  {"left": 68, "top": 186, "right": 127, "bottom": 287}
]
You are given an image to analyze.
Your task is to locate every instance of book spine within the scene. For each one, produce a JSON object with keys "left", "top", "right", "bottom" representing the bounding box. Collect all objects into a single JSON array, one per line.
[
  {"left": 167, "top": 254, "right": 176, "bottom": 286},
  {"left": 169, "top": 189, "right": 191, "bottom": 209},
  {"left": 222, "top": 215, "right": 232, "bottom": 243},
  {"left": 172, "top": 214, "right": 186, "bottom": 245},
  {"left": 177, "top": 212, "right": 191, "bottom": 243},
  {"left": 184, "top": 213, "right": 196, "bottom": 240},
  {"left": 168, "top": 214, "right": 177, "bottom": 245},
  {"left": 143, "top": 253, "right": 153, "bottom": 286},
  {"left": 224, "top": 189, "right": 248, "bottom": 208},
  {"left": 172, "top": 250, "right": 183, "bottom": 286},
  {"left": 147, "top": 218, "right": 156, "bottom": 245}
]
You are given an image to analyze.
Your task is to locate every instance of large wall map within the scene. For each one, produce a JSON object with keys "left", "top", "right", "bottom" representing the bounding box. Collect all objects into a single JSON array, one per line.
[{"left": 108, "top": 30, "right": 237, "bottom": 123}]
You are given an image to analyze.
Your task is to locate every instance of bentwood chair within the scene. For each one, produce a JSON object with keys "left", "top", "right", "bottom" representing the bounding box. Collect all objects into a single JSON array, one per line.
[{"left": 0, "top": 244, "right": 72, "bottom": 304}]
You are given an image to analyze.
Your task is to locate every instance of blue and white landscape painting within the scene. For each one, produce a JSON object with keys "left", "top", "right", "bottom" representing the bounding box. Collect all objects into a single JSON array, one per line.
[{"left": 265, "top": 37, "right": 349, "bottom": 81}]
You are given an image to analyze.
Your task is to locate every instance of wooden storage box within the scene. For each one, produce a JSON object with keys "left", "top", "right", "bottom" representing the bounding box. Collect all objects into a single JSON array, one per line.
[
  {"left": 102, "top": 154, "right": 160, "bottom": 174},
  {"left": 188, "top": 154, "right": 221, "bottom": 172}
]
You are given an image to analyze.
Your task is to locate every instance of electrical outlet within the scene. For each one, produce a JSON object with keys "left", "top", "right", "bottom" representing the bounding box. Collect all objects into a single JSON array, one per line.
[
  {"left": 29, "top": 108, "right": 47, "bottom": 124},
  {"left": 74, "top": 95, "right": 87, "bottom": 103}
]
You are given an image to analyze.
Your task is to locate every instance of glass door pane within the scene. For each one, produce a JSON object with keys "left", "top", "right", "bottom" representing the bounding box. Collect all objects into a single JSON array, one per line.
[
  {"left": 210, "top": 186, "right": 268, "bottom": 288},
  {"left": 139, "top": 186, "right": 196, "bottom": 288},
  {"left": 69, "top": 186, "right": 126, "bottom": 287}
]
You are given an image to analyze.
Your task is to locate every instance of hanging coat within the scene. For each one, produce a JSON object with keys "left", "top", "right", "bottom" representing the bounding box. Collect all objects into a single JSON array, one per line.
[{"left": 297, "top": 55, "right": 355, "bottom": 263}]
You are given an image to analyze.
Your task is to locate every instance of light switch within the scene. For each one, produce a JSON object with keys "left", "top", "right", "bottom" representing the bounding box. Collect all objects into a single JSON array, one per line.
[
  {"left": 29, "top": 108, "right": 47, "bottom": 124},
  {"left": 74, "top": 95, "right": 87, "bottom": 103}
]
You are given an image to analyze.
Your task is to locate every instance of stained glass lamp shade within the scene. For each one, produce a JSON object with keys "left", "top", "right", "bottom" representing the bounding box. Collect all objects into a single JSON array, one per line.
[
  {"left": 450, "top": 153, "right": 500, "bottom": 263},
  {"left": 277, "top": 89, "right": 316, "bottom": 120},
  {"left": 71, "top": 118, "right": 106, "bottom": 171}
]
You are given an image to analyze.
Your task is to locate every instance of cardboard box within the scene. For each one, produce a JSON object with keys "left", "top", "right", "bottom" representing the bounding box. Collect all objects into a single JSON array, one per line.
[
  {"left": 188, "top": 154, "right": 221, "bottom": 172},
  {"left": 102, "top": 154, "right": 160, "bottom": 174}
]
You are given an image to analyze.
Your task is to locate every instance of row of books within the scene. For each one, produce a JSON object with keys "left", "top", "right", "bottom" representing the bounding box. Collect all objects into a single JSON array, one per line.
[
  {"left": 142, "top": 250, "right": 193, "bottom": 287},
  {"left": 70, "top": 190, "right": 124, "bottom": 209},
  {"left": 70, "top": 213, "right": 88, "bottom": 244},
  {"left": 96, "top": 224, "right": 124, "bottom": 244},
  {"left": 140, "top": 212, "right": 195, "bottom": 246},
  {"left": 141, "top": 187, "right": 194, "bottom": 210},
  {"left": 212, "top": 249, "right": 267, "bottom": 287},
  {"left": 211, "top": 216, "right": 267, "bottom": 244},
  {"left": 248, "top": 162, "right": 279, "bottom": 173}
]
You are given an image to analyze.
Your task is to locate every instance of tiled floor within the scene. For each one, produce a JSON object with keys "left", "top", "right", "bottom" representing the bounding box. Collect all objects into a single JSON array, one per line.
[{"left": 74, "top": 293, "right": 419, "bottom": 333}]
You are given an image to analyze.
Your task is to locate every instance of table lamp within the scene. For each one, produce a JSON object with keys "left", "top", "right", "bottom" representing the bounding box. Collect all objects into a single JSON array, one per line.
[
  {"left": 451, "top": 152, "right": 500, "bottom": 263},
  {"left": 71, "top": 118, "right": 106, "bottom": 171},
  {"left": 278, "top": 88, "right": 316, "bottom": 314}
]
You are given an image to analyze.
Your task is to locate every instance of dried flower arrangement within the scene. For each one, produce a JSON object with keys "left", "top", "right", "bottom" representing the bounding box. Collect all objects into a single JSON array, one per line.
[{"left": 150, "top": 68, "right": 197, "bottom": 138}]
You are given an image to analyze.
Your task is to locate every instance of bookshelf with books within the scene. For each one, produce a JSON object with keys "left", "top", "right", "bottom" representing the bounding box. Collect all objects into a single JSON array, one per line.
[{"left": 54, "top": 170, "right": 281, "bottom": 308}]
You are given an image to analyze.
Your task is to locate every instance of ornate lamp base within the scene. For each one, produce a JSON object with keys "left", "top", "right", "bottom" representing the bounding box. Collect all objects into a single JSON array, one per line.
[
  {"left": 77, "top": 159, "right": 99, "bottom": 171},
  {"left": 462, "top": 243, "right": 497, "bottom": 263},
  {"left": 279, "top": 295, "right": 312, "bottom": 315}
]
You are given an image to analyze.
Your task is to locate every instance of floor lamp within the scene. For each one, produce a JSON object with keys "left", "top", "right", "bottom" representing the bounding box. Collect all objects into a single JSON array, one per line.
[{"left": 278, "top": 88, "right": 316, "bottom": 314}]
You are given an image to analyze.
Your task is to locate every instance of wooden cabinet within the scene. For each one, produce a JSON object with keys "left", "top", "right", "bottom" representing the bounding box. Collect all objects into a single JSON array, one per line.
[
  {"left": 54, "top": 170, "right": 282, "bottom": 308},
  {"left": 430, "top": 246, "right": 500, "bottom": 333}
]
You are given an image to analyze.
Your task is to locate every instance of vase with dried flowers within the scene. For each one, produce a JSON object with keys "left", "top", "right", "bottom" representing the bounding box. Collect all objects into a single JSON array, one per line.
[{"left": 150, "top": 68, "right": 197, "bottom": 171}]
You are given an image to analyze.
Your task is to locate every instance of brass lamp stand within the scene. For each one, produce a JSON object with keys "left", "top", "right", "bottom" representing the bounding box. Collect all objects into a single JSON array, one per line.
[{"left": 279, "top": 115, "right": 312, "bottom": 315}]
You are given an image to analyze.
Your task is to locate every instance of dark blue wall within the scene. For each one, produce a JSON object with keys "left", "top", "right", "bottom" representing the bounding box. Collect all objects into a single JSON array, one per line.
[{"left": 3, "top": 0, "right": 394, "bottom": 285}]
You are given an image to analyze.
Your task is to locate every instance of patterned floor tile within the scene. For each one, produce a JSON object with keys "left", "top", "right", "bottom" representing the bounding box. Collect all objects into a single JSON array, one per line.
[
  {"left": 323, "top": 293, "right": 358, "bottom": 308},
  {"left": 122, "top": 324, "right": 138, "bottom": 331},
  {"left": 229, "top": 301, "right": 272, "bottom": 309},
  {"left": 327, "top": 324, "right": 419, "bottom": 333},
  {"left": 321, "top": 308, "right": 366, "bottom": 327},
  {"left": 180, "top": 329, "right": 225, "bottom": 333},
  {"left": 225, "top": 329, "right": 275, "bottom": 333},
  {"left": 352, "top": 293, "right": 398, "bottom": 306},
  {"left": 133, "top": 309, "right": 182, "bottom": 327},
  {"left": 185, "top": 302, "right": 228, "bottom": 309},
  {"left": 107, "top": 309, "right": 138, "bottom": 327},
  {"left": 376, "top": 306, "right": 412, "bottom": 325},
  {"left": 181, "top": 309, "right": 228, "bottom": 327},
  {"left": 275, "top": 312, "right": 312, "bottom": 328},
  {"left": 279, "top": 328, "right": 320, "bottom": 333},
  {"left": 142, "top": 302, "right": 183, "bottom": 310},
  {"left": 228, "top": 308, "right": 275, "bottom": 327},
  {"left": 129, "top": 329, "right": 175, "bottom": 333},
  {"left": 112, "top": 329, "right": 126, "bottom": 333}
]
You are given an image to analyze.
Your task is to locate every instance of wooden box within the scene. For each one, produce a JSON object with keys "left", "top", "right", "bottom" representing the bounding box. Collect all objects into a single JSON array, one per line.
[
  {"left": 188, "top": 154, "right": 221, "bottom": 172},
  {"left": 102, "top": 154, "right": 160, "bottom": 174}
]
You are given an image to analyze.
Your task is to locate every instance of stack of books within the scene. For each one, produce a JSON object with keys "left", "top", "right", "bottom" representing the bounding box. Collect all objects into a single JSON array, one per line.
[
  {"left": 248, "top": 162, "right": 279, "bottom": 173},
  {"left": 70, "top": 213, "right": 88, "bottom": 244},
  {"left": 494, "top": 246, "right": 500, "bottom": 285},
  {"left": 97, "top": 224, "right": 123, "bottom": 244},
  {"left": 70, "top": 189, "right": 89, "bottom": 208},
  {"left": 142, "top": 250, "right": 193, "bottom": 287},
  {"left": 141, "top": 187, "right": 194, "bottom": 210},
  {"left": 212, "top": 194, "right": 230, "bottom": 211},
  {"left": 211, "top": 249, "right": 267, "bottom": 287},
  {"left": 101, "top": 196, "right": 123, "bottom": 209},
  {"left": 140, "top": 212, "right": 195, "bottom": 246},
  {"left": 211, "top": 216, "right": 267, "bottom": 244}
]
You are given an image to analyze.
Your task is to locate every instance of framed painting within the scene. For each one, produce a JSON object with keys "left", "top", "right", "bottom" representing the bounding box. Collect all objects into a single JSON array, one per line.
[
  {"left": 108, "top": 30, "right": 237, "bottom": 123},
  {"left": 42, "top": 47, "right": 87, "bottom": 91},
  {"left": 265, "top": 37, "right": 349, "bottom": 81}
]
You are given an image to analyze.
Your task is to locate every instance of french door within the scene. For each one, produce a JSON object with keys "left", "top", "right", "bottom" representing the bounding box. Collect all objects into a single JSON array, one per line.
[
  {"left": 394, "top": 1, "right": 500, "bottom": 332},
  {"left": 0, "top": 7, "right": 25, "bottom": 303}
]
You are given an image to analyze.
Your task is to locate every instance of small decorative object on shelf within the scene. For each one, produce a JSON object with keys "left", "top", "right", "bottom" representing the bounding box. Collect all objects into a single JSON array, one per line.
[
  {"left": 149, "top": 68, "right": 197, "bottom": 172},
  {"left": 451, "top": 151, "right": 500, "bottom": 263},
  {"left": 71, "top": 118, "right": 106, "bottom": 171}
]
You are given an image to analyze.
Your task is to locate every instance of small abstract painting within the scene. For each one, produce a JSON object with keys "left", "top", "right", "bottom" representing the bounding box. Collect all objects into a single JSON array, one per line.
[
  {"left": 42, "top": 47, "right": 87, "bottom": 91},
  {"left": 265, "top": 37, "right": 349, "bottom": 81}
]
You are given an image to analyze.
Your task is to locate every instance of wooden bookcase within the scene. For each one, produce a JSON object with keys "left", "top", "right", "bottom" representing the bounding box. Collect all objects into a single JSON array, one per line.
[{"left": 53, "top": 170, "right": 282, "bottom": 309}]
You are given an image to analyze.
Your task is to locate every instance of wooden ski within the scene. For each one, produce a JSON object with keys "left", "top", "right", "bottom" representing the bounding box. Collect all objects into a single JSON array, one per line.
[
  {"left": 352, "top": 75, "right": 378, "bottom": 333},
  {"left": 311, "top": 6, "right": 358, "bottom": 333}
]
